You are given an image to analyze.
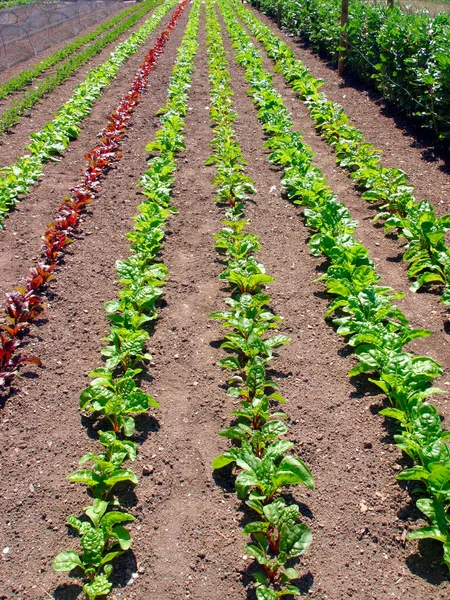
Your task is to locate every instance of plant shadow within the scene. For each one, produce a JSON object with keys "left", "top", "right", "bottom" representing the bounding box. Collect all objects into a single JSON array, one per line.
[
  {"left": 110, "top": 550, "right": 138, "bottom": 587},
  {"left": 406, "top": 540, "right": 449, "bottom": 585},
  {"left": 53, "top": 584, "right": 82, "bottom": 600}
]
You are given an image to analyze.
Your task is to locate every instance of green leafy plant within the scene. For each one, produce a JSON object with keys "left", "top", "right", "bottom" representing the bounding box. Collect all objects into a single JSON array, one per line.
[
  {"left": 53, "top": 499, "right": 135, "bottom": 599},
  {"left": 80, "top": 368, "right": 157, "bottom": 435}
]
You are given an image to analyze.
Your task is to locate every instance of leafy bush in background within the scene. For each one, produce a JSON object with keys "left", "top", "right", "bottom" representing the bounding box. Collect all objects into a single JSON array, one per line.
[{"left": 254, "top": 0, "right": 450, "bottom": 142}]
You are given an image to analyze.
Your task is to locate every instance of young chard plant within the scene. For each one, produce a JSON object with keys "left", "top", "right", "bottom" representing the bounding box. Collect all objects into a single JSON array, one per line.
[
  {"left": 206, "top": 4, "right": 314, "bottom": 598},
  {"left": 52, "top": 3, "right": 201, "bottom": 597},
  {"left": 219, "top": 0, "right": 450, "bottom": 574}
]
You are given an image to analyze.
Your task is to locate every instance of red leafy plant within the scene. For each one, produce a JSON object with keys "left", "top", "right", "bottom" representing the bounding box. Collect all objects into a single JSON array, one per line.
[{"left": 0, "top": 333, "right": 41, "bottom": 388}]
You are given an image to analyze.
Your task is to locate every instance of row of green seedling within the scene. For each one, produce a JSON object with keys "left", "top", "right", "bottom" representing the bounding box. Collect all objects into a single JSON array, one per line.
[
  {"left": 219, "top": 0, "right": 450, "bottom": 573},
  {"left": 51, "top": 4, "right": 200, "bottom": 598},
  {"left": 0, "top": 2, "right": 145, "bottom": 102},
  {"left": 231, "top": 0, "right": 450, "bottom": 308},
  {"left": 0, "top": 0, "right": 161, "bottom": 135},
  {"left": 0, "top": 0, "right": 179, "bottom": 227},
  {"left": 206, "top": 4, "right": 314, "bottom": 599}
]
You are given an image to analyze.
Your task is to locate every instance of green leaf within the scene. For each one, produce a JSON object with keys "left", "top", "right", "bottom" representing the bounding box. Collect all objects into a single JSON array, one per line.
[
  {"left": 112, "top": 525, "right": 132, "bottom": 550},
  {"left": 83, "top": 573, "right": 112, "bottom": 600},
  {"left": 283, "top": 567, "right": 299, "bottom": 580},
  {"left": 245, "top": 543, "right": 271, "bottom": 567},
  {"left": 104, "top": 469, "right": 138, "bottom": 487},
  {"left": 101, "top": 510, "right": 135, "bottom": 529},
  {"left": 407, "top": 526, "right": 446, "bottom": 542},
  {"left": 443, "top": 542, "right": 450, "bottom": 571},
  {"left": 212, "top": 454, "right": 235, "bottom": 469},
  {"left": 99, "top": 551, "right": 122, "bottom": 567},
  {"left": 276, "top": 455, "right": 314, "bottom": 490},
  {"left": 52, "top": 551, "right": 82, "bottom": 572},
  {"left": 67, "top": 470, "right": 98, "bottom": 487},
  {"left": 85, "top": 499, "right": 109, "bottom": 528},
  {"left": 124, "top": 417, "right": 136, "bottom": 437},
  {"left": 396, "top": 466, "right": 430, "bottom": 481},
  {"left": 243, "top": 520, "right": 269, "bottom": 535},
  {"left": 379, "top": 408, "right": 408, "bottom": 424},
  {"left": 279, "top": 523, "right": 312, "bottom": 558}
]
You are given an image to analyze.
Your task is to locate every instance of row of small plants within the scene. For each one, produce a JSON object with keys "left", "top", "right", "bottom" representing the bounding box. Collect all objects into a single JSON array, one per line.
[
  {"left": 50, "top": 2, "right": 200, "bottom": 597},
  {"left": 0, "top": 1, "right": 144, "bottom": 101},
  {"left": 230, "top": 0, "right": 450, "bottom": 310},
  {"left": 219, "top": 0, "right": 450, "bottom": 572},
  {"left": 0, "top": 0, "right": 179, "bottom": 227},
  {"left": 0, "top": 0, "right": 190, "bottom": 392},
  {"left": 0, "top": 0, "right": 161, "bottom": 135},
  {"left": 252, "top": 0, "right": 450, "bottom": 143},
  {"left": 206, "top": 3, "right": 314, "bottom": 598}
]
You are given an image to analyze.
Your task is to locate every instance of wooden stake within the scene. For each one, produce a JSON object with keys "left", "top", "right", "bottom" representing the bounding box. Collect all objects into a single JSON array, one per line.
[
  {"left": 277, "top": 0, "right": 282, "bottom": 28},
  {"left": 337, "top": 0, "right": 348, "bottom": 77}
]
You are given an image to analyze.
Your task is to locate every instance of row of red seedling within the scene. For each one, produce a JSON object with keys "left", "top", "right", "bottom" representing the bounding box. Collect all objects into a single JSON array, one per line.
[{"left": 0, "top": 0, "right": 189, "bottom": 391}]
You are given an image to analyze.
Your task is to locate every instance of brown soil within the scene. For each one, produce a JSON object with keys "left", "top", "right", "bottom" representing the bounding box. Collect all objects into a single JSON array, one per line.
[{"left": 0, "top": 2, "right": 450, "bottom": 600}]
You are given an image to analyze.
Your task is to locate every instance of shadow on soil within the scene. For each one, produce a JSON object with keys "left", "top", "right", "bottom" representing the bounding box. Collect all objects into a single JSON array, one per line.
[
  {"left": 0, "top": 385, "right": 19, "bottom": 408},
  {"left": 407, "top": 540, "right": 449, "bottom": 585},
  {"left": 53, "top": 584, "right": 82, "bottom": 600},
  {"left": 111, "top": 550, "right": 138, "bottom": 587}
]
